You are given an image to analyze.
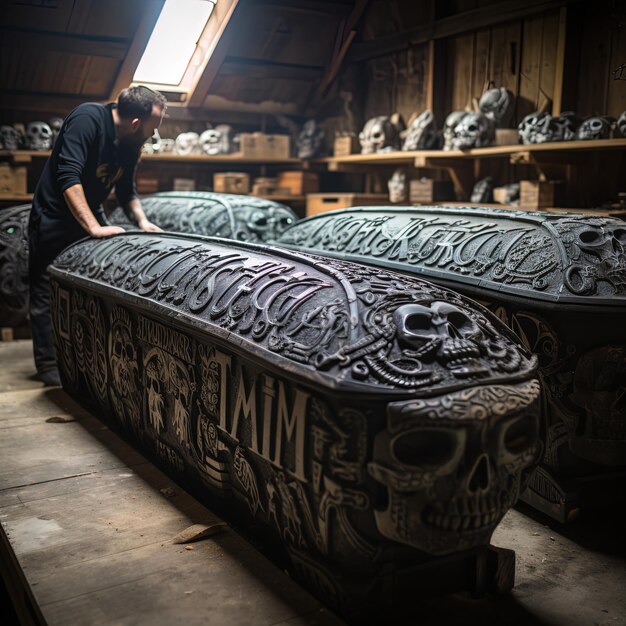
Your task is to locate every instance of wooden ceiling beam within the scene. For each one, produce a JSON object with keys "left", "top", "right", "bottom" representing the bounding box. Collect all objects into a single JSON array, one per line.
[
  {"left": 220, "top": 56, "right": 324, "bottom": 81},
  {"left": 244, "top": 0, "right": 353, "bottom": 16},
  {"left": 350, "top": 0, "right": 568, "bottom": 61},
  {"left": 0, "top": 28, "right": 127, "bottom": 59},
  {"left": 187, "top": 0, "right": 240, "bottom": 108},
  {"left": 108, "top": 0, "right": 165, "bottom": 99}
]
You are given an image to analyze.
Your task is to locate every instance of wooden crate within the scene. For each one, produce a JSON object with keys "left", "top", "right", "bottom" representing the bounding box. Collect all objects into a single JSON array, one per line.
[
  {"left": 173, "top": 178, "right": 195, "bottom": 192},
  {"left": 306, "top": 193, "right": 389, "bottom": 217},
  {"left": 409, "top": 179, "right": 454, "bottom": 203},
  {"left": 214, "top": 172, "right": 250, "bottom": 194},
  {"left": 333, "top": 135, "right": 359, "bottom": 157},
  {"left": 277, "top": 171, "right": 319, "bottom": 195},
  {"left": 238, "top": 133, "right": 290, "bottom": 160},
  {"left": 0, "top": 164, "right": 27, "bottom": 194},
  {"left": 135, "top": 174, "right": 159, "bottom": 194},
  {"left": 520, "top": 180, "right": 556, "bottom": 210}
]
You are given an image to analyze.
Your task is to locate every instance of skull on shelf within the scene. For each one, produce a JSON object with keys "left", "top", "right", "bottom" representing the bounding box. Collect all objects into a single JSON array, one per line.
[
  {"left": 175, "top": 131, "right": 200, "bottom": 155},
  {"left": 617, "top": 111, "right": 626, "bottom": 138},
  {"left": 402, "top": 110, "right": 437, "bottom": 151},
  {"left": 297, "top": 119, "right": 325, "bottom": 160},
  {"left": 478, "top": 87, "right": 514, "bottom": 128},
  {"left": 0, "top": 125, "right": 23, "bottom": 151},
  {"left": 48, "top": 117, "right": 63, "bottom": 145},
  {"left": 25, "top": 121, "right": 53, "bottom": 151},
  {"left": 443, "top": 111, "right": 468, "bottom": 151},
  {"left": 518, "top": 111, "right": 581, "bottom": 144},
  {"left": 449, "top": 112, "right": 495, "bottom": 150},
  {"left": 199, "top": 128, "right": 223, "bottom": 155},
  {"left": 359, "top": 115, "right": 404, "bottom": 154},
  {"left": 388, "top": 168, "right": 407, "bottom": 203},
  {"left": 470, "top": 176, "right": 494, "bottom": 203},
  {"left": 576, "top": 116, "right": 614, "bottom": 140}
]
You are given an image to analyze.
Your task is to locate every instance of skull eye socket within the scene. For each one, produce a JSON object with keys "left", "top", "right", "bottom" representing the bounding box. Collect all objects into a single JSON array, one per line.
[
  {"left": 503, "top": 416, "right": 534, "bottom": 454},
  {"left": 579, "top": 230, "right": 600, "bottom": 245},
  {"left": 404, "top": 313, "right": 432, "bottom": 332},
  {"left": 392, "top": 429, "right": 459, "bottom": 466},
  {"left": 447, "top": 311, "right": 471, "bottom": 330}
]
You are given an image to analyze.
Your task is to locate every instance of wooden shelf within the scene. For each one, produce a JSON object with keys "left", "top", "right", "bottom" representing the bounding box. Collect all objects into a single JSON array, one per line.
[
  {"left": 255, "top": 194, "right": 306, "bottom": 202},
  {"left": 0, "top": 192, "right": 33, "bottom": 202}
]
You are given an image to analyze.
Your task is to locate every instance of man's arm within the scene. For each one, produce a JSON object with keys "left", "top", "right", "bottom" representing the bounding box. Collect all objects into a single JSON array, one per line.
[
  {"left": 64, "top": 184, "right": 124, "bottom": 237},
  {"left": 125, "top": 197, "right": 162, "bottom": 232}
]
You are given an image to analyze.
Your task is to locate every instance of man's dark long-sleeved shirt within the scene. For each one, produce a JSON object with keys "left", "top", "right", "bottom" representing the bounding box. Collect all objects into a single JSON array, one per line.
[{"left": 31, "top": 102, "right": 139, "bottom": 234}]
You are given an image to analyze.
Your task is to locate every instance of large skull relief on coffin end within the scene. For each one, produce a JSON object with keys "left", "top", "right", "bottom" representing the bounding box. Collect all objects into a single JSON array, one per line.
[
  {"left": 359, "top": 115, "right": 403, "bottom": 154},
  {"left": 368, "top": 379, "right": 540, "bottom": 554}
]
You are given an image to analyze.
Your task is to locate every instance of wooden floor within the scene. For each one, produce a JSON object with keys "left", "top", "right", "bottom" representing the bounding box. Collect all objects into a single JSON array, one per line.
[
  {"left": 1, "top": 340, "right": 625, "bottom": 626},
  {"left": 0, "top": 341, "right": 343, "bottom": 626}
]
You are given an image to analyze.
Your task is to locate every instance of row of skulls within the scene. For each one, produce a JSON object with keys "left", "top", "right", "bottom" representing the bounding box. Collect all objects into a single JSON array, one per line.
[
  {"left": 0, "top": 118, "right": 63, "bottom": 151},
  {"left": 143, "top": 125, "right": 236, "bottom": 156},
  {"left": 518, "top": 111, "right": 626, "bottom": 144}
]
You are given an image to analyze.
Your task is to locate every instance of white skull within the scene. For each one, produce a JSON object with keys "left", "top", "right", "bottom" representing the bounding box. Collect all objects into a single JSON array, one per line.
[
  {"left": 246, "top": 206, "right": 296, "bottom": 242},
  {"left": 402, "top": 110, "right": 437, "bottom": 150},
  {"left": 518, "top": 112, "right": 580, "bottom": 144},
  {"left": 388, "top": 169, "right": 407, "bottom": 203},
  {"left": 367, "top": 382, "right": 540, "bottom": 554},
  {"left": 297, "top": 119, "right": 325, "bottom": 159},
  {"left": 450, "top": 112, "right": 495, "bottom": 150},
  {"left": 160, "top": 138, "right": 175, "bottom": 153},
  {"left": 199, "top": 128, "right": 223, "bottom": 155},
  {"left": 25, "top": 121, "right": 53, "bottom": 150},
  {"left": 175, "top": 132, "right": 200, "bottom": 155},
  {"left": 470, "top": 176, "right": 493, "bottom": 203},
  {"left": 576, "top": 116, "right": 613, "bottom": 140},
  {"left": 0, "top": 125, "right": 23, "bottom": 151},
  {"left": 359, "top": 116, "right": 401, "bottom": 154},
  {"left": 48, "top": 117, "right": 63, "bottom": 144},
  {"left": 478, "top": 87, "right": 514, "bottom": 127},
  {"left": 443, "top": 111, "right": 468, "bottom": 151}
]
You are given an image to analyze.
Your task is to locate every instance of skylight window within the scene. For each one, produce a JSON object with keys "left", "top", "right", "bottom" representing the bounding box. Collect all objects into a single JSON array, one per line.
[{"left": 134, "top": 0, "right": 216, "bottom": 86}]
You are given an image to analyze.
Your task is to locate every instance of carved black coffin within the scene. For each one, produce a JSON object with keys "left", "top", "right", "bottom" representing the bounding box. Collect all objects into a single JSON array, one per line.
[
  {"left": 0, "top": 204, "right": 30, "bottom": 326},
  {"left": 109, "top": 191, "right": 298, "bottom": 242},
  {"left": 274, "top": 206, "right": 626, "bottom": 520},
  {"left": 49, "top": 232, "right": 539, "bottom": 608}
]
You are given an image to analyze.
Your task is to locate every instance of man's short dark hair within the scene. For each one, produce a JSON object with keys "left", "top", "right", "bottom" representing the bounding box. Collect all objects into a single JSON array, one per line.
[{"left": 117, "top": 85, "right": 167, "bottom": 120}]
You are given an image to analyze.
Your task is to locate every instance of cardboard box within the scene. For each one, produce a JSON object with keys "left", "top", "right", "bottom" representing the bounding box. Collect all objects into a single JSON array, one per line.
[
  {"left": 520, "top": 180, "right": 556, "bottom": 210},
  {"left": 238, "top": 133, "right": 290, "bottom": 160},
  {"left": 173, "top": 178, "right": 196, "bottom": 192},
  {"left": 214, "top": 172, "right": 250, "bottom": 194},
  {"left": 0, "top": 164, "right": 27, "bottom": 194},
  {"left": 409, "top": 179, "right": 454, "bottom": 203},
  {"left": 333, "top": 135, "right": 359, "bottom": 157},
  {"left": 495, "top": 129, "right": 520, "bottom": 146},
  {"left": 306, "top": 193, "right": 389, "bottom": 217},
  {"left": 277, "top": 171, "right": 319, "bottom": 195}
]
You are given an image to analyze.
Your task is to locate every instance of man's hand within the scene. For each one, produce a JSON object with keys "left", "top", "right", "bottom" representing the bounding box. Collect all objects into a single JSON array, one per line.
[
  {"left": 138, "top": 218, "right": 163, "bottom": 232},
  {"left": 89, "top": 225, "right": 125, "bottom": 238}
]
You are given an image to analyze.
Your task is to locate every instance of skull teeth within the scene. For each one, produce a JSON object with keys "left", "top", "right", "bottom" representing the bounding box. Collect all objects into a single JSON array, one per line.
[{"left": 422, "top": 503, "right": 502, "bottom": 532}]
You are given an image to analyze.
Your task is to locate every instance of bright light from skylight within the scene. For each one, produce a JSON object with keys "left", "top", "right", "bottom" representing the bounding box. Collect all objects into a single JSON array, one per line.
[{"left": 134, "top": 0, "right": 216, "bottom": 86}]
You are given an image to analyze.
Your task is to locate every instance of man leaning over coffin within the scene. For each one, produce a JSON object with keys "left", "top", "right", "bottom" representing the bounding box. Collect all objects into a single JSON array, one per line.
[{"left": 28, "top": 85, "right": 167, "bottom": 386}]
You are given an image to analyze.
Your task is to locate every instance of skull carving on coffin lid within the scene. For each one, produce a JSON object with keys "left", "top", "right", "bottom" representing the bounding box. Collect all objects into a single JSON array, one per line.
[
  {"left": 402, "top": 110, "right": 437, "bottom": 150},
  {"left": 617, "top": 111, "right": 626, "bottom": 138},
  {"left": 0, "top": 125, "right": 23, "bottom": 151},
  {"left": 442, "top": 111, "right": 468, "bottom": 151},
  {"left": 449, "top": 112, "right": 495, "bottom": 151},
  {"left": 569, "top": 346, "right": 626, "bottom": 465},
  {"left": 368, "top": 379, "right": 541, "bottom": 554},
  {"left": 245, "top": 206, "right": 296, "bottom": 242},
  {"left": 175, "top": 131, "right": 200, "bottom": 155},
  {"left": 563, "top": 221, "right": 626, "bottom": 295},
  {"left": 576, "top": 116, "right": 614, "bottom": 140},
  {"left": 297, "top": 119, "right": 326, "bottom": 159},
  {"left": 359, "top": 115, "right": 404, "bottom": 154},
  {"left": 478, "top": 87, "right": 514, "bottom": 128},
  {"left": 25, "top": 122, "right": 53, "bottom": 150}
]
